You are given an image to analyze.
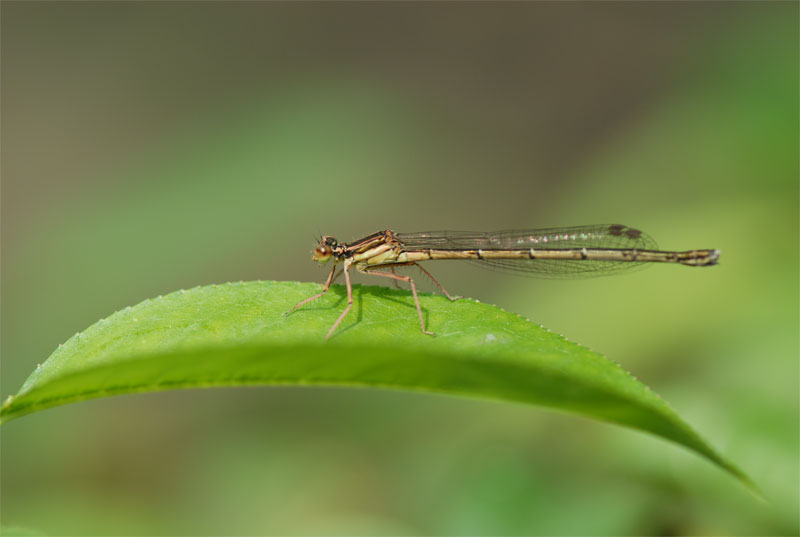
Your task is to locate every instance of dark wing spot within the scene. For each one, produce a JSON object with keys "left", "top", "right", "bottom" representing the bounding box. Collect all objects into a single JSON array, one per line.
[
  {"left": 625, "top": 228, "right": 642, "bottom": 239},
  {"left": 608, "top": 224, "right": 625, "bottom": 236}
]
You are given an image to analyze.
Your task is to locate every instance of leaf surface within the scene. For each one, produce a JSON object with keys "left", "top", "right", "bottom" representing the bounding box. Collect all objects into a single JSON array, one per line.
[{"left": 0, "top": 281, "right": 757, "bottom": 492}]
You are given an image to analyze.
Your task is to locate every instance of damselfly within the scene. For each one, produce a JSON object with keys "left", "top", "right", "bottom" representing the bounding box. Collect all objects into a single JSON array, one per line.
[{"left": 286, "top": 224, "right": 720, "bottom": 339}]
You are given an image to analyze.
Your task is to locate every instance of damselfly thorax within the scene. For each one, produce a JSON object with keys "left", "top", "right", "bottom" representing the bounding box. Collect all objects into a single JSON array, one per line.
[{"left": 286, "top": 225, "right": 720, "bottom": 339}]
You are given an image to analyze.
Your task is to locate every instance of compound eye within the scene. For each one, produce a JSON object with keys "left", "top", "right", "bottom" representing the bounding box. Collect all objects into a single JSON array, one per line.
[{"left": 313, "top": 245, "right": 333, "bottom": 263}]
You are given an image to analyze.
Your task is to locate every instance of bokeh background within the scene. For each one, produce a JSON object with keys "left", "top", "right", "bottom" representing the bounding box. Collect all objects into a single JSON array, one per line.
[{"left": 2, "top": 2, "right": 797, "bottom": 535}]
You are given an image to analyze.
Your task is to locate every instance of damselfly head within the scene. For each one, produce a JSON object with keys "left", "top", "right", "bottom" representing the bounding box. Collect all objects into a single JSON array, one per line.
[{"left": 312, "top": 236, "right": 338, "bottom": 263}]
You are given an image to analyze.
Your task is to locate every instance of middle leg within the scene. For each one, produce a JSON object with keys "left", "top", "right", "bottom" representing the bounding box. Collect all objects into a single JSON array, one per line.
[{"left": 325, "top": 261, "right": 354, "bottom": 340}]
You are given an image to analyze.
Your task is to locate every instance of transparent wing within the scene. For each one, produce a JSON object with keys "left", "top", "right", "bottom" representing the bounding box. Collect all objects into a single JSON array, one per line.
[{"left": 395, "top": 224, "right": 658, "bottom": 279}]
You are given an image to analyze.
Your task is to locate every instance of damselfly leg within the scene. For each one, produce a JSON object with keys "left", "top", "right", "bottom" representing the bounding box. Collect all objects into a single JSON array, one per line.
[
  {"left": 363, "top": 266, "right": 434, "bottom": 336},
  {"left": 284, "top": 264, "right": 341, "bottom": 316}
]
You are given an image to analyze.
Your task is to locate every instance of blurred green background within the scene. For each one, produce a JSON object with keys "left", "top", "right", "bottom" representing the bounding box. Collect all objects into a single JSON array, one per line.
[{"left": 1, "top": 2, "right": 797, "bottom": 535}]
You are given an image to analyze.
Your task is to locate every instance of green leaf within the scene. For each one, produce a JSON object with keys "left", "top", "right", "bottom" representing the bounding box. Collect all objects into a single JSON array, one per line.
[{"left": 0, "top": 281, "right": 757, "bottom": 493}]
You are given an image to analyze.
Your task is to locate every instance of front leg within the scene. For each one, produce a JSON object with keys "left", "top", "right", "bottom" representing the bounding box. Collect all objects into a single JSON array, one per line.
[{"left": 284, "top": 264, "right": 340, "bottom": 316}]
